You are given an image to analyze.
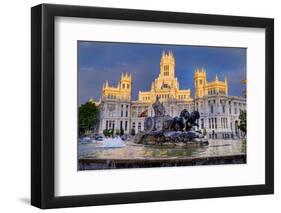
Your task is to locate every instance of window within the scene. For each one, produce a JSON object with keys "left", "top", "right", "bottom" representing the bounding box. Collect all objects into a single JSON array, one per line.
[
  {"left": 125, "top": 111, "right": 128, "bottom": 117},
  {"left": 106, "top": 120, "right": 108, "bottom": 129},
  {"left": 120, "top": 121, "right": 123, "bottom": 130},
  {"left": 122, "top": 84, "right": 125, "bottom": 89},
  {"left": 127, "top": 84, "right": 129, "bottom": 89},
  {"left": 210, "top": 105, "right": 214, "bottom": 114},
  {"left": 121, "top": 104, "right": 124, "bottom": 117},
  {"left": 199, "top": 79, "right": 203, "bottom": 85},
  {"left": 201, "top": 119, "right": 204, "bottom": 129},
  {"left": 215, "top": 118, "right": 217, "bottom": 129},
  {"left": 221, "top": 118, "right": 228, "bottom": 129},
  {"left": 138, "top": 122, "right": 141, "bottom": 131},
  {"left": 132, "top": 122, "right": 135, "bottom": 129},
  {"left": 222, "top": 105, "right": 225, "bottom": 113},
  {"left": 163, "top": 65, "right": 170, "bottom": 76},
  {"left": 125, "top": 121, "right": 128, "bottom": 131}
]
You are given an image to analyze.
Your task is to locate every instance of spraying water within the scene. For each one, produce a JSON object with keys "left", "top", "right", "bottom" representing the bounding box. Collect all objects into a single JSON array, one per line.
[{"left": 94, "top": 136, "right": 126, "bottom": 148}]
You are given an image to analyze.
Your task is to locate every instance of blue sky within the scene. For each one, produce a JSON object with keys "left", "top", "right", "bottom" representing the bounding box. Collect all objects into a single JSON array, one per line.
[{"left": 78, "top": 41, "right": 246, "bottom": 105}]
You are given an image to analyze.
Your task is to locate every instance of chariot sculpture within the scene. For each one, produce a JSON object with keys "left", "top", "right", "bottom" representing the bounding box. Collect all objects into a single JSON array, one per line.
[{"left": 135, "top": 96, "right": 209, "bottom": 145}]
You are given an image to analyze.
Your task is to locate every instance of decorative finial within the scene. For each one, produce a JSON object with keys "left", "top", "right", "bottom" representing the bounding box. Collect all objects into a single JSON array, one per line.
[{"left": 215, "top": 74, "right": 219, "bottom": 81}]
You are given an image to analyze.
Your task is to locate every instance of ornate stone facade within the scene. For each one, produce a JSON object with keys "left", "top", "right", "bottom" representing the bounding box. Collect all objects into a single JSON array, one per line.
[{"left": 92, "top": 50, "right": 246, "bottom": 139}]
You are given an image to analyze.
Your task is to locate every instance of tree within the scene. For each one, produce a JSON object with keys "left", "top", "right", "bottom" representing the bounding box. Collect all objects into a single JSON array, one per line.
[
  {"left": 103, "top": 129, "right": 112, "bottom": 137},
  {"left": 79, "top": 101, "right": 99, "bottom": 135},
  {"left": 115, "top": 129, "right": 120, "bottom": 136},
  {"left": 238, "top": 110, "right": 247, "bottom": 134}
]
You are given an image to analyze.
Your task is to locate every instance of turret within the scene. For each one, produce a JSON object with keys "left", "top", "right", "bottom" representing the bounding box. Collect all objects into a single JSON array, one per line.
[
  {"left": 101, "top": 72, "right": 132, "bottom": 101},
  {"left": 194, "top": 68, "right": 207, "bottom": 98},
  {"left": 224, "top": 76, "right": 228, "bottom": 95},
  {"left": 119, "top": 72, "right": 132, "bottom": 100}
]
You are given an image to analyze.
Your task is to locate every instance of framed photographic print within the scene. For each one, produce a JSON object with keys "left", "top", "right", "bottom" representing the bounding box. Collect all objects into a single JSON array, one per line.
[{"left": 31, "top": 3, "right": 274, "bottom": 209}]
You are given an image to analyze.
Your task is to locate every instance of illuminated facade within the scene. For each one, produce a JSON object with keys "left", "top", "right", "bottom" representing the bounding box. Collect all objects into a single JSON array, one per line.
[
  {"left": 138, "top": 51, "right": 191, "bottom": 103},
  {"left": 95, "top": 50, "right": 246, "bottom": 139}
]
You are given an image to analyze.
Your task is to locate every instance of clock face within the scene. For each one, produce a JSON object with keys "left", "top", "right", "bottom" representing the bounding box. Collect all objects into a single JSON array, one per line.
[{"left": 161, "top": 83, "right": 171, "bottom": 89}]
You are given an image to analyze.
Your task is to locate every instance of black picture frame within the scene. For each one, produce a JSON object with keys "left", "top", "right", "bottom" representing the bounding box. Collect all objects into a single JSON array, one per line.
[{"left": 31, "top": 3, "right": 274, "bottom": 209}]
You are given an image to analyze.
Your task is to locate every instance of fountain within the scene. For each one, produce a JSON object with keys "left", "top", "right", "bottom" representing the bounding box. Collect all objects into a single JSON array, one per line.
[{"left": 134, "top": 96, "right": 209, "bottom": 146}]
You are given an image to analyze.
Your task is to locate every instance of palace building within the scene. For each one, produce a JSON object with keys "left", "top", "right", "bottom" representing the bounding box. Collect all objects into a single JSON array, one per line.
[{"left": 92, "top": 50, "right": 246, "bottom": 139}]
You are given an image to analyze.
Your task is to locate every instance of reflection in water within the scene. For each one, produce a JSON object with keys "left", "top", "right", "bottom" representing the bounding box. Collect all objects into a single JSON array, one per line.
[{"left": 79, "top": 140, "right": 246, "bottom": 160}]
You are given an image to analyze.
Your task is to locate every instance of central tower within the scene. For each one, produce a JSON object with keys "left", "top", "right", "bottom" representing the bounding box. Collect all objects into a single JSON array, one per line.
[
  {"left": 138, "top": 50, "right": 191, "bottom": 103},
  {"left": 160, "top": 50, "right": 175, "bottom": 79}
]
